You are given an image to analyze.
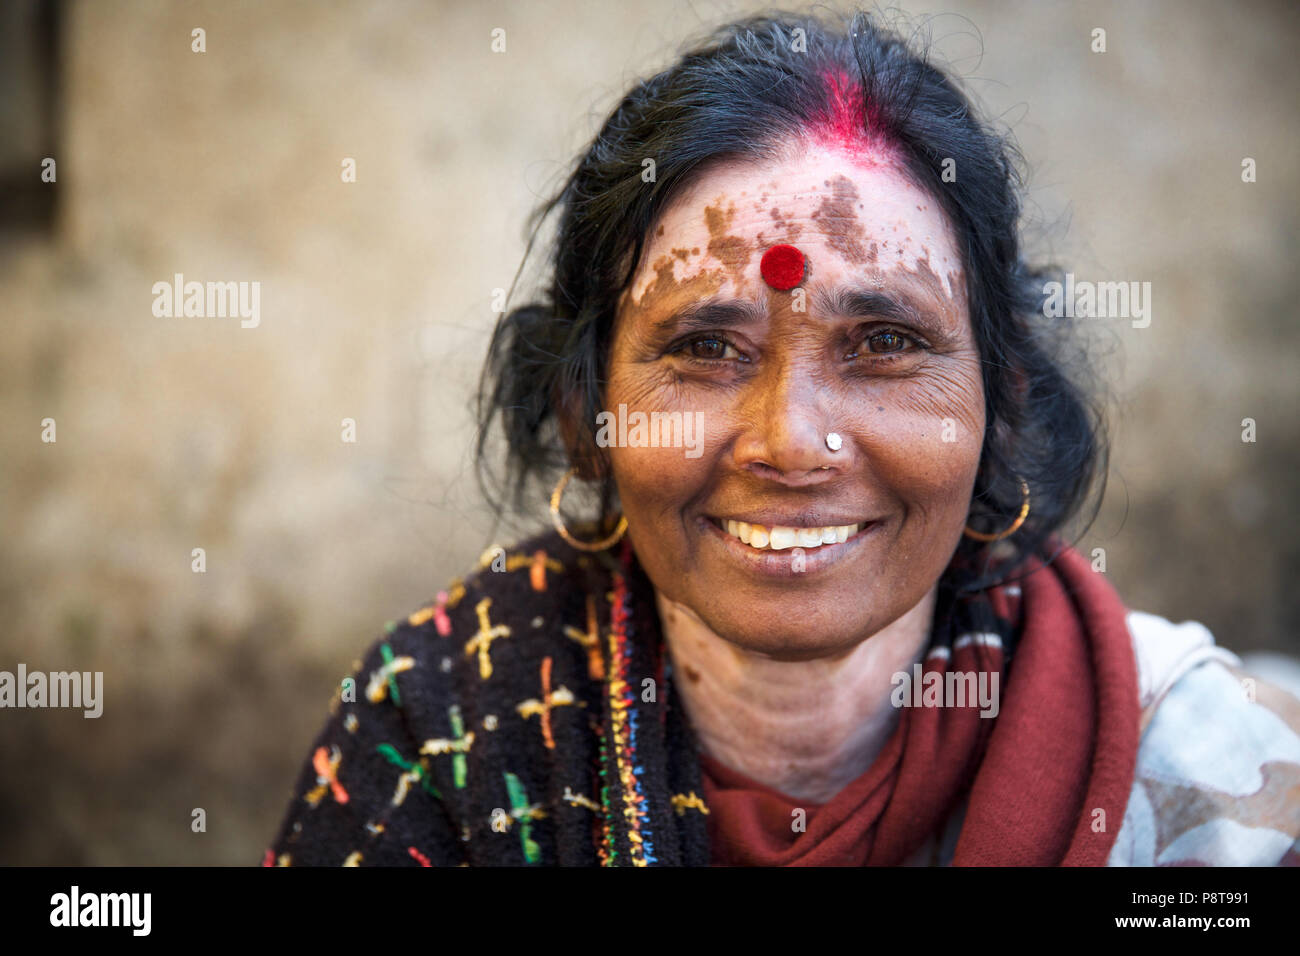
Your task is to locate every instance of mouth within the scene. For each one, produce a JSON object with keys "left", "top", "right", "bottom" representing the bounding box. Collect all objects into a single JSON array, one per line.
[{"left": 705, "top": 516, "right": 871, "bottom": 552}]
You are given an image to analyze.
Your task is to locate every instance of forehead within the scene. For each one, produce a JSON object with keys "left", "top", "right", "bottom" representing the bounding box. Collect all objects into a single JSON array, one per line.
[{"left": 619, "top": 144, "right": 964, "bottom": 315}]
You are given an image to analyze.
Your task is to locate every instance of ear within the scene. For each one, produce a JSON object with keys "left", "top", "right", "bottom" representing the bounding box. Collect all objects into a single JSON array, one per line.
[{"left": 554, "top": 383, "right": 608, "bottom": 483}]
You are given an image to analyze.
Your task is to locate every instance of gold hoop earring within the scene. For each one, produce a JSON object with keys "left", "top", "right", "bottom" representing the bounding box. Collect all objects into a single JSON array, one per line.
[
  {"left": 549, "top": 467, "right": 628, "bottom": 552},
  {"left": 963, "top": 479, "right": 1031, "bottom": 542}
]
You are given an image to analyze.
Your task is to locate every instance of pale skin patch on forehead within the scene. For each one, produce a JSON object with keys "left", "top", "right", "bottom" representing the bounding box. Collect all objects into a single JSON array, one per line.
[
  {"left": 622, "top": 154, "right": 966, "bottom": 312},
  {"left": 810, "top": 174, "right": 875, "bottom": 265},
  {"left": 906, "top": 251, "right": 967, "bottom": 313},
  {"left": 619, "top": 250, "right": 726, "bottom": 321},
  {"left": 767, "top": 206, "right": 804, "bottom": 241},
  {"left": 702, "top": 200, "right": 754, "bottom": 294}
]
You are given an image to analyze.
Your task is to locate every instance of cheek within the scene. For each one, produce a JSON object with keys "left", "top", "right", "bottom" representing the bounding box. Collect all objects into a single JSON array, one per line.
[
  {"left": 601, "top": 362, "right": 711, "bottom": 524},
  {"left": 606, "top": 445, "right": 710, "bottom": 560},
  {"left": 845, "top": 362, "right": 986, "bottom": 506},
  {"left": 895, "top": 367, "right": 985, "bottom": 468}
]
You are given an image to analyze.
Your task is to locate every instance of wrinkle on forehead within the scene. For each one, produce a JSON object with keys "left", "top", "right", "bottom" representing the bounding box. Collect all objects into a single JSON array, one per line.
[{"left": 621, "top": 152, "right": 965, "bottom": 315}]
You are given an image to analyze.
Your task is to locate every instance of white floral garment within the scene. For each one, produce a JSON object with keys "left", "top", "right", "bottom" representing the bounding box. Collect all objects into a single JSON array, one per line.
[
  {"left": 1106, "top": 611, "right": 1300, "bottom": 866},
  {"left": 905, "top": 611, "right": 1300, "bottom": 867}
]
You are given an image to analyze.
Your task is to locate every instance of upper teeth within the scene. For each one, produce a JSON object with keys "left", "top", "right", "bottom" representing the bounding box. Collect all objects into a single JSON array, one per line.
[{"left": 722, "top": 519, "right": 860, "bottom": 550}]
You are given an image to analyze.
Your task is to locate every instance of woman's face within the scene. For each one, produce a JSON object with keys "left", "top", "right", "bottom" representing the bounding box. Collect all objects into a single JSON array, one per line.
[{"left": 600, "top": 142, "right": 984, "bottom": 661}]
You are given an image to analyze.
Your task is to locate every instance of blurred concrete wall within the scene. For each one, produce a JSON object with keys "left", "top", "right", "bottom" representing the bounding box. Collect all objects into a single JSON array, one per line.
[{"left": 0, "top": 0, "right": 1296, "bottom": 864}]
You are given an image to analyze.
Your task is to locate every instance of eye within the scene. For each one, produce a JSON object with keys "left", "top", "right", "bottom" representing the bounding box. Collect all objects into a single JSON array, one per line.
[
  {"left": 845, "top": 327, "right": 925, "bottom": 361},
  {"left": 867, "top": 330, "right": 907, "bottom": 353},
  {"left": 672, "top": 334, "right": 744, "bottom": 362}
]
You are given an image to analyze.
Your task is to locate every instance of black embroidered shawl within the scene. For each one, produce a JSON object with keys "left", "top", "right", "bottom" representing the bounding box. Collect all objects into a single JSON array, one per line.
[{"left": 265, "top": 527, "right": 1015, "bottom": 866}]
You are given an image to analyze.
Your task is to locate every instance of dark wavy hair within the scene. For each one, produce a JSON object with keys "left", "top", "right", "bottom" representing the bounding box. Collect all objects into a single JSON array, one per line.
[{"left": 475, "top": 9, "right": 1107, "bottom": 593}]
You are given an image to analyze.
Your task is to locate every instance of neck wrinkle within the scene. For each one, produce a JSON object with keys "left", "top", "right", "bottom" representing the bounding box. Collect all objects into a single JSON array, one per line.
[{"left": 653, "top": 583, "right": 938, "bottom": 804}]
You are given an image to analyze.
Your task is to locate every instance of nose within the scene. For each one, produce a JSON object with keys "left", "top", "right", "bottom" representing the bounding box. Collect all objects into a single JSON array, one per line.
[{"left": 731, "top": 358, "right": 849, "bottom": 486}]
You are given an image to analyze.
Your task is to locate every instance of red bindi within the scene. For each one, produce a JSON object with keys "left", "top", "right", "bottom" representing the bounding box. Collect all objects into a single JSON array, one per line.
[{"left": 759, "top": 244, "right": 806, "bottom": 291}]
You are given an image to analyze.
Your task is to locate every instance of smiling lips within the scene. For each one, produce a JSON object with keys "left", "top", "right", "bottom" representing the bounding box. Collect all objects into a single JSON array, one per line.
[{"left": 713, "top": 517, "right": 864, "bottom": 551}]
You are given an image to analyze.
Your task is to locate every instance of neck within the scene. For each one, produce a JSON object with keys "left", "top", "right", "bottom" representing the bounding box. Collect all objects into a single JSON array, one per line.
[{"left": 655, "top": 585, "right": 938, "bottom": 804}]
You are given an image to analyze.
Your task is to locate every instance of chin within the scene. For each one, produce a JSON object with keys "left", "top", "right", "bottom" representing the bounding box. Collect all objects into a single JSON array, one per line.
[{"left": 693, "top": 600, "right": 890, "bottom": 661}]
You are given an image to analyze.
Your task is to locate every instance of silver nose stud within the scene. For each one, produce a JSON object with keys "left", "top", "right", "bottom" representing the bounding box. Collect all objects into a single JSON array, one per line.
[{"left": 825, "top": 432, "right": 843, "bottom": 451}]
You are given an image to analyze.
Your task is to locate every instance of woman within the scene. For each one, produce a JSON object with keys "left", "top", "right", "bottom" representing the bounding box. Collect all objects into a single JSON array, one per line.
[{"left": 265, "top": 11, "right": 1300, "bottom": 866}]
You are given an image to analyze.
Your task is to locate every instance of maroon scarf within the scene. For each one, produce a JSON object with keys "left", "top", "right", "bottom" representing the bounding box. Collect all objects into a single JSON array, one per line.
[{"left": 696, "top": 544, "right": 1141, "bottom": 865}]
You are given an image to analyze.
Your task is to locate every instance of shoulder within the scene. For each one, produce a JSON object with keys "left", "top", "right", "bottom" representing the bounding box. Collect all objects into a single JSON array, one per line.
[
  {"left": 372, "top": 526, "right": 610, "bottom": 767},
  {"left": 267, "top": 528, "right": 609, "bottom": 866},
  {"left": 372, "top": 526, "right": 609, "bottom": 705},
  {"left": 1107, "top": 610, "right": 1300, "bottom": 866}
]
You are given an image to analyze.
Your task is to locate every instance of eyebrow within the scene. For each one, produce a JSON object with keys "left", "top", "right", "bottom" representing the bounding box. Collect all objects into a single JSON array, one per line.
[
  {"left": 650, "top": 285, "right": 954, "bottom": 341},
  {"left": 650, "top": 299, "right": 768, "bottom": 337},
  {"left": 810, "top": 286, "right": 955, "bottom": 340}
]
